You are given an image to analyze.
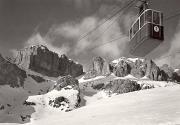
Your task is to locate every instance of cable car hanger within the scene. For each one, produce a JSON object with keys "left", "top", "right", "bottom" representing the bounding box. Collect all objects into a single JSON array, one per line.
[{"left": 135, "top": 0, "right": 150, "bottom": 15}]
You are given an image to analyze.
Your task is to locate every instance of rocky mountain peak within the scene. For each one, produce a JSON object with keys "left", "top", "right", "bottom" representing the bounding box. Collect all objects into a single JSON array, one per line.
[
  {"left": 14, "top": 45, "right": 83, "bottom": 78},
  {"left": 84, "top": 56, "right": 110, "bottom": 79},
  {"left": 92, "top": 56, "right": 106, "bottom": 75},
  {"left": 60, "top": 54, "right": 68, "bottom": 59},
  {"left": 110, "top": 57, "right": 162, "bottom": 80}
]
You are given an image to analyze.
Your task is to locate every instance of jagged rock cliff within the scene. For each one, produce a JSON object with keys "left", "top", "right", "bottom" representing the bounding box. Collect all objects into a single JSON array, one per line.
[
  {"left": 173, "top": 69, "right": 180, "bottom": 82},
  {"left": 144, "top": 59, "right": 161, "bottom": 81},
  {"left": 93, "top": 57, "right": 110, "bottom": 75},
  {"left": 83, "top": 56, "right": 180, "bottom": 82},
  {"left": 84, "top": 57, "right": 110, "bottom": 79},
  {"left": 0, "top": 54, "right": 27, "bottom": 87},
  {"left": 112, "top": 59, "right": 131, "bottom": 77},
  {"left": 110, "top": 57, "right": 163, "bottom": 81},
  {"left": 160, "top": 64, "right": 174, "bottom": 81},
  {"left": 14, "top": 45, "right": 83, "bottom": 77},
  {"left": 130, "top": 59, "right": 146, "bottom": 78}
]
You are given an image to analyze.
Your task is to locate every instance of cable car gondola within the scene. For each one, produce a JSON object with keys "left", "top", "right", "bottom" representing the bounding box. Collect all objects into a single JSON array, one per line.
[{"left": 129, "top": 0, "right": 164, "bottom": 57}]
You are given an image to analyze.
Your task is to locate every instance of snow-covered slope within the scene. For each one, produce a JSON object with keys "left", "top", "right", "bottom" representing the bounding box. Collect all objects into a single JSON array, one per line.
[
  {"left": 23, "top": 76, "right": 55, "bottom": 95},
  {"left": 0, "top": 86, "right": 33, "bottom": 124},
  {"left": 0, "top": 75, "right": 56, "bottom": 124},
  {"left": 20, "top": 85, "right": 180, "bottom": 125},
  {"left": 0, "top": 72, "right": 180, "bottom": 125}
]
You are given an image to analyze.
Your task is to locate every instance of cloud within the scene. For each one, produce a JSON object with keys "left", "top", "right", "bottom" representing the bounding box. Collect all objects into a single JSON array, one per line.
[
  {"left": 72, "top": 0, "right": 125, "bottom": 10},
  {"left": 43, "top": 13, "right": 131, "bottom": 59},
  {"left": 155, "top": 21, "right": 180, "bottom": 68},
  {"left": 73, "top": 0, "right": 92, "bottom": 10},
  {"left": 24, "top": 33, "right": 70, "bottom": 55}
]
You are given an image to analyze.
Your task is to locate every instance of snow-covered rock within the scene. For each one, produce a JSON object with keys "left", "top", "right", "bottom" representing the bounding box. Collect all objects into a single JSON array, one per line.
[
  {"left": 130, "top": 58, "right": 146, "bottom": 78},
  {"left": 174, "top": 69, "right": 180, "bottom": 72},
  {"left": 111, "top": 57, "right": 162, "bottom": 81},
  {"left": 112, "top": 59, "right": 131, "bottom": 77},
  {"left": 111, "top": 57, "right": 144, "bottom": 65},
  {"left": 25, "top": 75, "right": 81, "bottom": 114},
  {"left": 104, "top": 79, "right": 141, "bottom": 95},
  {"left": 54, "top": 75, "right": 79, "bottom": 91},
  {"left": 27, "top": 86, "right": 80, "bottom": 113}
]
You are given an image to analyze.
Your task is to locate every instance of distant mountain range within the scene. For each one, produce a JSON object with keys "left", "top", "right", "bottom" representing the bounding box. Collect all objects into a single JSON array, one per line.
[{"left": 0, "top": 45, "right": 180, "bottom": 124}]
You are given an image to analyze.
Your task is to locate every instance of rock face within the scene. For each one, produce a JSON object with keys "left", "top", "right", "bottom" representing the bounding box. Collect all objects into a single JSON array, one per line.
[
  {"left": 173, "top": 69, "right": 180, "bottom": 82},
  {"left": 84, "top": 57, "right": 178, "bottom": 81},
  {"left": 54, "top": 75, "right": 79, "bottom": 91},
  {"left": 104, "top": 79, "right": 141, "bottom": 95},
  {"left": 160, "top": 64, "right": 174, "bottom": 81},
  {"left": 0, "top": 54, "right": 27, "bottom": 87},
  {"left": 144, "top": 59, "right": 161, "bottom": 81},
  {"left": 93, "top": 57, "right": 110, "bottom": 75},
  {"left": 14, "top": 45, "right": 83, "bottom": 77},
  {"left": 130, "top": 59, "right": 146, "bottom": 78},
  {"left": 131, "top": 59, "right": 165, "bottom": 81},
  {"left": 112, "top": 59, "right": 131, "bottom": 77},
  {"left": 84, "top": 57, "right": 110, "bottom": 79},
  {"left": 111, "top": 57, "right": 162, "bottom": 81}
]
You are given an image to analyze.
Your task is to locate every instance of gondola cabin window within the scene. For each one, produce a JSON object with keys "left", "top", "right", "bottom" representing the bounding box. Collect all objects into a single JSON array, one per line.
[
  {"left": 153, "top": 11, "right": 160, "bottom": 25},
  {"left": 130, "top": 27, "right": 133, "bottom": 39},
  {"left": 133, "top": 19, "right": 139, "bottom": 35},
  {"left": 145, "top": 10, "right": 152, "bottom": 23},
  {"left": 161, "top": 13, "right": 163, "bottom": 25},
  {"left": 140, "top": 13, "right": 144, "bottom": 28}
]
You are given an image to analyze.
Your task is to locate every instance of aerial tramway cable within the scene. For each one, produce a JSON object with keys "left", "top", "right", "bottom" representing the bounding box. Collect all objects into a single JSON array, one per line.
[{"left": 76, "top": 0, "right": 136, "bottom": 44}]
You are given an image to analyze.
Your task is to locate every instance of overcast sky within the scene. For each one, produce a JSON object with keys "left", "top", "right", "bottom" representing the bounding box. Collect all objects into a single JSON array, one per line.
[{"left": 1, "top": 0, "right": 180, "bottom": 70}]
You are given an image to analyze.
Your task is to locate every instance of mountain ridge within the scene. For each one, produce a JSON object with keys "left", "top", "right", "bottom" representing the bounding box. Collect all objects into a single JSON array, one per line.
[{"left": 14, "top": 44, "right": 83, "bottom": 78}]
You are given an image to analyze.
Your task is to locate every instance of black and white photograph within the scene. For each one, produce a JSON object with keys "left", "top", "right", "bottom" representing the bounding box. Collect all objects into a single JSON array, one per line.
[{"left": 0, "top": 0, "right": 180, "bottom": 124}]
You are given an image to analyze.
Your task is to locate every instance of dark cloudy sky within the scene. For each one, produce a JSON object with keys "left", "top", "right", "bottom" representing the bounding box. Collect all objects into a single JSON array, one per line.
[{"left": 1, "top": 0, "right": 180, "bottom": 70}]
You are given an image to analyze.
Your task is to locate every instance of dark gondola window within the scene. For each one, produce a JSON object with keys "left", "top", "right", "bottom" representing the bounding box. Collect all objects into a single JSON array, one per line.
[
  {"left": 133, "top": 19, "right": 139, "bottom": 35},
  {"left": 161, "top": 13, "right": 163, "bottom": 25},
  {"left": 145, "top": 10, "right": 152, "bottom": 23},
  {"left": 140, "top": 13, "right": 144, "bottom": 28},
  {"left": 153, "top": 11, "right": 160, "bottom": 25},
  {"left": 130, "top": 28, "right": 133, "bottom": 39}
]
